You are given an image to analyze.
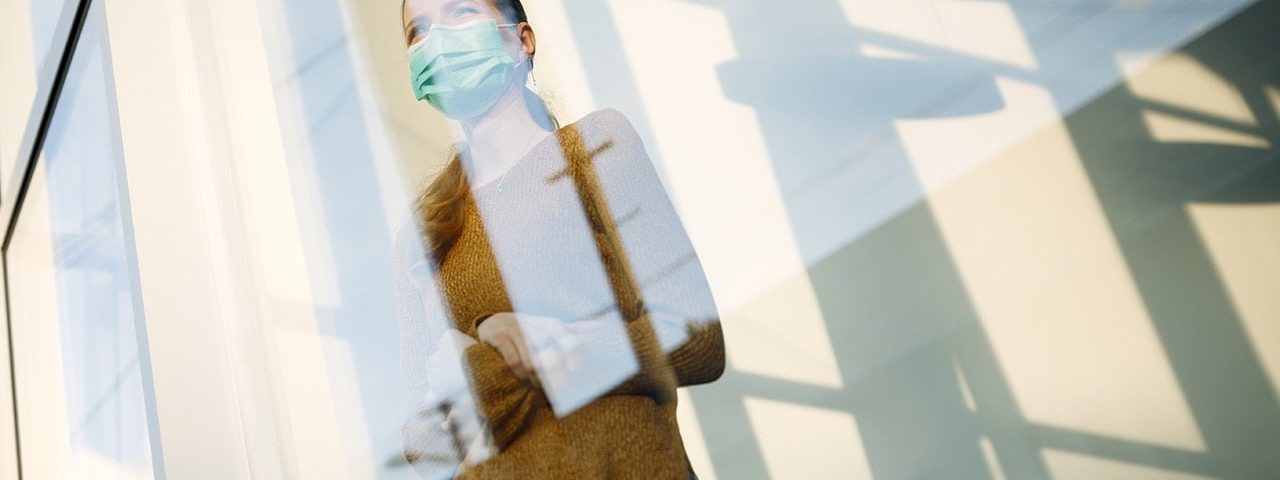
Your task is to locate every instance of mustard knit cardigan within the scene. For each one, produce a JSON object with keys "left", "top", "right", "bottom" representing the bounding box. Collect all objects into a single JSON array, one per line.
[{"left": 397, "top": 109, "right": 725, "bottom": 479}]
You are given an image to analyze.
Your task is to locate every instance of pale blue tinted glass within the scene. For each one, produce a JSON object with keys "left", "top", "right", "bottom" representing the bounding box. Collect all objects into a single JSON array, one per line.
[
  {"left": 26, "top": 0, "right": 70, "bottom": 71},
  {"left": 0, "top": 0, "right": 75, "bottom": 187},
  {"left": 37, "top": 0, "right": 156, "bottom": 475},
  {"left": 27, "top": 0, "right": 71, "bottom": 70}
]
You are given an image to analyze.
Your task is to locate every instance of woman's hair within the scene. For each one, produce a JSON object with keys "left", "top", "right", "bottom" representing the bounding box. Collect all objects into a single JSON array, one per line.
[{"left": 408, "top": 0, "right": 558, "bottom": 262}]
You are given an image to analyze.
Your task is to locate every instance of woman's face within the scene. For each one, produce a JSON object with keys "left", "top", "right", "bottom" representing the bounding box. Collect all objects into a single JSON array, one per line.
[{"left": 402, "top": 0, "right": 531, "bottom": 61}]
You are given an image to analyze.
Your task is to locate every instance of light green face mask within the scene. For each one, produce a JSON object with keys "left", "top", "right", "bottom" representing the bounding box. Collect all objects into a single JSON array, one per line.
[{"left": 408, "top": 19, "right": 520, "bottom": 120}]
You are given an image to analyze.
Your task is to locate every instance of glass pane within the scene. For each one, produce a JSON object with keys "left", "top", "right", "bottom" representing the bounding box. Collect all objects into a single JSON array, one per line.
[
  {"left": 101, "top": 0, "right": 1277, "bottom": 478},
  {"left": 251, "top": 1, "right": 724, "bottom": 477},
  {"left": 253, "top": 1, "right": 438, "bottom": 476},
  {"left": 0, "top": 0, "right": 76, "bottom": 190},
  {"left": 6, "top": 1, "right": 157, "bottom": 478}
]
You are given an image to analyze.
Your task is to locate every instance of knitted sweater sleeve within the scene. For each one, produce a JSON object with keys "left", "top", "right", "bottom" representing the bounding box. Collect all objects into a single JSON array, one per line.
[
  {"left": 395, "top": 223, "right": 546, "bottom": 460},
  {"left": 460, "top": 335, "right": 546, "bottom": 450},
  {"left": 396, "top": 224, "right": 478, "bottom": 479},
  {"left": 502, "top": 110, "right": 724, "bottom": 414},
  {"left": 581, "top": 109, "right": 726, "bottom": 398}
]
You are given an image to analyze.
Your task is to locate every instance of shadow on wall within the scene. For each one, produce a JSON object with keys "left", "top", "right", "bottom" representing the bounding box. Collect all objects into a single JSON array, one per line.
[
  {"left": 1060, "top": 0, "right": 1280, "bottom": 476},
  {"left": 721, "top": 0, "right": 1280, "bottom": 478},
  {"left": 662, "top": 0, "right": 1033, "bottom": 477},
  {"left": 668, "top": 0, "right": 1280, "bottom": 479}
]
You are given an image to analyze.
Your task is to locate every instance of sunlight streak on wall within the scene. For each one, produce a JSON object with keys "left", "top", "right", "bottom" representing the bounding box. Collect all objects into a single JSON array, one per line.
[
  {"left": 1141, "top": 110, "right": 1270, "bottom": 148},
  {"left": 896, "top": 77, "right": 1062, "bottom": 193},
  {"left": 1266, "top": 85, "right": 1280, "bottom": 126},
  {"left": 1120, "top": 52, "right": 1259, "bottom": 126},
  {"left": 604, "top": 0, "right": 843, "bottom": 387},
  {"left": 1188, "top": 203, "right": 1280, "bottom": 403},
  {"left": 842, "top": 0, "right": 1032, "bottom": 69},
  {"left": 1043, "top": 449, "right": 1214, "bottom": 480},
  {"left": 677, "top": 389, "right": 717, "bottom": 480},
  {"left": 933, "top": 0, "right": 1038, "bottom": 70},
  {"left": 979, "top": 437, "right": 1006, "bottom": 480},
  {"left": 744, "top": 397, "right": 873, "bottom": 480},
  {"left": 919, "top": 118, "right": 1207, "bottom": 451}
]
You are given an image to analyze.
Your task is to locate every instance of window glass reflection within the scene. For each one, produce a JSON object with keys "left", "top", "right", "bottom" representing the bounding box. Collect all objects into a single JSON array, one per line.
[
  {"left": 6, "top": 1, "right": 157, "bottom": 477},
  {"left": 247, "top": 0, "right": 727, "bottom": 477},
  {"left": 0, "top": 0, "right": 75, "bottom": 188}
]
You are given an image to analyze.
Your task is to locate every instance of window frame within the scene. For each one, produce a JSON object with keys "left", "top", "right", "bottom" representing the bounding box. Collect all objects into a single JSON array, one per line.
[{"left": 1, "top": 1, "right": 97, "bottom": 478}]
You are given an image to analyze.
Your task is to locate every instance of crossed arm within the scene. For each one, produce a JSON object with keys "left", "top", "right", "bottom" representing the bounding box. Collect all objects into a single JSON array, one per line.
[
  {"left": 399, "top": 112, "right": 724, "bottom": 467},
  {"left": 460, "top": 310, "right": 724, "bottom": 450}
]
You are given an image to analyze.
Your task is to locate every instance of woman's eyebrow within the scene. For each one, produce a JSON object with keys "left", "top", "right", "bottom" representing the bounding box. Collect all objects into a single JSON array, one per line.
[
  {"left": 404, "top": 14, "right": 429, "bottom": 40},
  {"left": 445, "top": 0, "right": 477, "bottom": 10},
  {"left": 443, "top": 0, "right": 485, "bottom": 16},
  {"left": 406, "top": 0, "right": 483, "bottom": 41}
]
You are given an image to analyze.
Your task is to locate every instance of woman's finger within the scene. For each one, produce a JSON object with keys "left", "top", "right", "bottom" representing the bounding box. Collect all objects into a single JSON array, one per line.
[
  {"left": 503, "top": 336, "right": 538, "bottom": 383},
  {"left": 477, "top": 314, "right": 540, "bottom": 386},
  {"left": 490, "top": 338, "right": 525, "bottom": 379},
  {"left": 510, "top": 330, "right": 538, "bottom": 385}
]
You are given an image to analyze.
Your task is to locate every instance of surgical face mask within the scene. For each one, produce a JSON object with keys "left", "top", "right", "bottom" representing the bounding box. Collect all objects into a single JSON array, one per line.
[{"left": 408, "top": 19, "right": 522, "bottom": 121}]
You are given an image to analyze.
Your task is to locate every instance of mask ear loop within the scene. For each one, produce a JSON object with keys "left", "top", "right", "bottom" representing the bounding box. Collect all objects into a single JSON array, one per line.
[
  {"left": 498, "top": 22, "right": 537, "bottom": 91},
  {"left": 522, "top": 54, "right": 539, "bottom": 94},
  {"left": 517, "top": 51, "right": 557, "bottom": 130}
]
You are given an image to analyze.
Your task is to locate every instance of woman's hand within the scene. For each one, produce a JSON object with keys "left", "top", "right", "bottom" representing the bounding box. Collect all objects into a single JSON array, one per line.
[
  {"left": 477, "top": 313, "right": 541, "bottom": 388},
  {"left": 445, "top": 328, "right": 478, "bottom": 350},
  {"left": 423, "top": 328, "right": 479, "bottom": 404}
]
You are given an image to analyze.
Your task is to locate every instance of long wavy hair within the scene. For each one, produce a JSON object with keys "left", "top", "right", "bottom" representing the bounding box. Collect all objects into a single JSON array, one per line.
[{"left": 404, "top": 0, "right": 558, "bottom": 262}]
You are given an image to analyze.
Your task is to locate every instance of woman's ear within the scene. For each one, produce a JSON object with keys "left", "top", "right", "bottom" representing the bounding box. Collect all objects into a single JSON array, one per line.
[{"left": 519, "top": 23, "right": 537, "bottom": 57}]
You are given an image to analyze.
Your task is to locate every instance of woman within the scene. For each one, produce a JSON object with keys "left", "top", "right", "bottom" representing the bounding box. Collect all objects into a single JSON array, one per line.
[{"left": 395, "top": 0, "right": 725, "bottom": 478}]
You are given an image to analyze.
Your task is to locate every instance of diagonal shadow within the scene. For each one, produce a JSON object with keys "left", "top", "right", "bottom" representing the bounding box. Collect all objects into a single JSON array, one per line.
[
  {"left": 562, "top": 0, "right": 1049, "bottom": 478},
  {"left": 1053, "top": 0, "right": 1280, "bottom": 476},
  {"left": 562, "top": 0, "right": 1280, "bottom": 478}
]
